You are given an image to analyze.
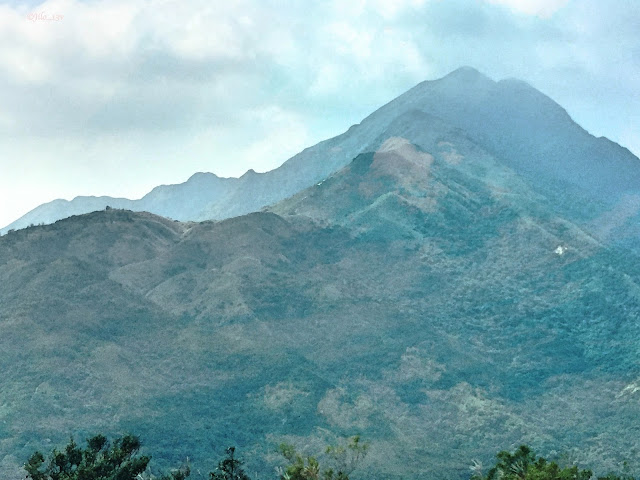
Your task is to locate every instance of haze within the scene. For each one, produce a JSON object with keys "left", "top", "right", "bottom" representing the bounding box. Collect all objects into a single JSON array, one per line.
[{"left": 0, "top": 0, "right": 638, "bottom": 228}]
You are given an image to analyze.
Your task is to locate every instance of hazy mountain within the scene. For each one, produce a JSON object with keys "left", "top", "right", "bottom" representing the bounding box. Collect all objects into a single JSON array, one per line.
[
  {"left": 0, "top": 172, "right": 237, "bottom": 235},
  {"left": 6, "top": 67, "right": 638, "bottom": 240},
  {"left": 2, "top": 69, "right": 640, "bottom": 479}
]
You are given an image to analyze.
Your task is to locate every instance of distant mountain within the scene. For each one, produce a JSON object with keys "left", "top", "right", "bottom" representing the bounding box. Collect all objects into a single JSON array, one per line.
[
  {"left": 6, "top": 67, "right": 638, "bottom": 240},
  {"left": 0, "top": 172, "right": 237, "bottom": 234},
  {"left": 3, "top": 89, "right": 640, "bottom": 478},
  {"left": 2, "top": 68, "right": 640, "bottom": 479}
]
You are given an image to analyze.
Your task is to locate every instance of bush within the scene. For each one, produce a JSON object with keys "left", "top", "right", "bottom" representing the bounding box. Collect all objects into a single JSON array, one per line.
[
  {"left": 24, "top": 434, "right": 189, "bottom": 480},
  {"left": 24, "top": 434, "right": 150, "bottom": 480},
  {"left": 209, "top": 447, "right": 250, "bottom": 480},
  {"left": 279, "top": 435, "right": 369, "bottom": 480},
  {"left": 474, "top": 445, "right": 593, "bottom": 480}
]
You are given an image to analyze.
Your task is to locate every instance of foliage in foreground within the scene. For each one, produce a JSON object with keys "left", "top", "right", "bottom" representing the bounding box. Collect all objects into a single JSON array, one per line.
[
  {"left": 473, "top": 445, "right": 636, "bottom": 480},
  {"left": 24, "top": 434, "right": 637, "bottom": 480},
  {"left": 278, "top": 435, "right": 369, "bottom": 480},
  {"left": 24, "top": 434, "right": 188, "bottom": 480},
  {"left": 209, "top": 447, "right": 250, "bottom": 480},
  {"left": 472, "top": 445, "right": 592, "bottom": 480},
  {"left": 24, "top": 434, "right": 150, "bottom": 480}
]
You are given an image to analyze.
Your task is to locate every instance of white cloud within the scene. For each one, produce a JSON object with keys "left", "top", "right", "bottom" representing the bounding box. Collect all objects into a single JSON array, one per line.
[
  {"left": 0, "top": 0, "right": 638, "bottom": 229},
  {"left": 0, "top": 5, "right": 55, "bottom": 84},
  {"left": 324, "top": 22, "right": 374, "bottom": 59},
  {"left": 186, "top": 106, "right": 312, "bottom": 177},
  {"left": 0, "top": 0, "right": 146, "bottom": 85},
  {"left": 330, "top": 0, "right": 428, "bottom": 19},
  {"left": 239, "top": 109, "right": 312, "bottom": 173},
  {"left": 369, "top": 0, "right": 429, "bottom": 19},
  {"left": 0, "top": 0, "right": 269, "bottom": 88},
  {"left": 484, "top": 0, "right": 570, "bottom": 18},
  {"left": 309, "top": 63, "right": 343, "bottom": 96},
  {"left": 307, "top": 20, "right": 430, "bottom": 99},
  {"left": 143, "top": 0, "right": 258, "bottom": 61},
  {"left": 66, "top": 1, "right": 140, "bottom": 57}
]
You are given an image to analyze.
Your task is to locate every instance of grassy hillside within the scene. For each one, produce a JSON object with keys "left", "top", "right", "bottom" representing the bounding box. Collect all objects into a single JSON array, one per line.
[{"left": 2, "top": 137, "right": 640, "bottom": 479}]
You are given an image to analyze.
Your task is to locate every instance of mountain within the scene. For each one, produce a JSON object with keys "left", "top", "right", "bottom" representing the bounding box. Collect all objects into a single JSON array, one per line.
[
  {"left": 6, "top": 67, "right": 639, "bottom": 241},
  {"left": 0, "top": 172, "right": 237, "bottom": 235},
  {"left": 2, "top": 69, "right": 640, "bottom": 479}
]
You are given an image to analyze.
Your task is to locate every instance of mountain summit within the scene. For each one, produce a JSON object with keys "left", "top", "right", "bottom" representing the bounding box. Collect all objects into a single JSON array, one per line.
[
  {"left": 441, "top": 65, "right": 494, "bottom": 82},
  {"left": 4, "top": 68, "right": 637, "bottom": 236},
  {"left": 2, "top": 69, "right": 640, "bottom": 479}
]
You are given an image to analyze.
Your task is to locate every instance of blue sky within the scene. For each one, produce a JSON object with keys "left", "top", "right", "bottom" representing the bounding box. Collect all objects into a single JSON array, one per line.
[{"left": 0, "top": 0, "right": 638, "bottom": 227}]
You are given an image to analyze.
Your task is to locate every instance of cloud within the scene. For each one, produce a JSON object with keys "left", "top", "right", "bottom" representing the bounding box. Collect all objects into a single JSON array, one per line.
[
  {"left": 369, "top": 0, "right": 429, "bottom": 19},
  {"left": 0, "top": 0, "right": 638, "bottom": 229},
  {"left": 183, "top": 105, "right": 312, "bottom": 179},
  {"left": 484, "top": 0, "right": 570, "bottom": 18},
  {"left": 330, "top": 0, "right": 429, "bottom": 19},
  {"left": 0, "top": 0, "right": 636, "bottom": 149}
]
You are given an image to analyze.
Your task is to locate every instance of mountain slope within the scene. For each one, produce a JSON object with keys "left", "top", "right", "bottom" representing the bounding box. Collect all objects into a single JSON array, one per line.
[
  {"left": 6, "top": 67, "right": 638, "bottom": 241},
  {"left": 0, "top": 172, "right": 236, "bottom": 234},
  {"left": 2, "top": 128, "right": 640, "bottom": 479},
  {"left": 372, "top": 68, "right": 639, "bottom": 206}
]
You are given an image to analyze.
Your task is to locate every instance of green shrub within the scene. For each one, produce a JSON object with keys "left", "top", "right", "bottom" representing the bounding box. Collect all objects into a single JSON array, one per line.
[
  {"left": 475, "top": 445, "right": 593, "bottom": 480},
  {"left": 279, "top": 435, "right": 369, "bottom": 480},
  {"left": 24, "top": 434, "right": 150, "bottom": 480},
  {"left": 210, "top": 447, "right": 250, "bottom": 480},
  {"left": 24, "top": 434, "right": 189, "bottom": 480}
]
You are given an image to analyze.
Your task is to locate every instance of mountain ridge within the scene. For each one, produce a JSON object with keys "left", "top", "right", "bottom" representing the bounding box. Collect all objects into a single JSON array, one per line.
[
  {"left": 3, "top": 69, "right": 640, "bottom": 477},
  {"left": 2, "top": 129, "right": 639, "bottom": 477},
  {"left": 4, "top": 67, "right": 638, "bottom": 236},
  {"left": 3, "top": 129, "right": 640, "bottom": 478}
]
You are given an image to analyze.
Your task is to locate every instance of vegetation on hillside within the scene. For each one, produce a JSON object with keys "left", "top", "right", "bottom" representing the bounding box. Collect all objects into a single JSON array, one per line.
[
  {"left": 278, "top": 435, "right": 369, "bottom": 480},
  {"left": 470, "top": 445, "right": 638, "bottom": 480},
  {"left": 23, "top": 435, "right": 636, "bottom": 480},
  {"left": 24, "top": 434, "right": 153, "bottom": 480}
]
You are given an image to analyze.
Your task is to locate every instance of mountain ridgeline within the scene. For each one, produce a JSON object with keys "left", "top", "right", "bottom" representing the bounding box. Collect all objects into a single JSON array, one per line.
[
  {"left": 4, "top": 67, "right": 639, "bottom": 238},
  {"left": 1, "top": 68, "right": 640, "bottom": 479}
]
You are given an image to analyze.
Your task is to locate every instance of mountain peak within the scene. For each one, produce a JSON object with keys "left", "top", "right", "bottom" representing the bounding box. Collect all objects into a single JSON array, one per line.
[
  {"left": 441, "top": 66, "right": 493, "bottom": 83},
  {"left": 5, "top": 66, "right": 639, "bottom": 238},
  {"left": 188, "top": 172, "right": 220, "bottom": 181}
]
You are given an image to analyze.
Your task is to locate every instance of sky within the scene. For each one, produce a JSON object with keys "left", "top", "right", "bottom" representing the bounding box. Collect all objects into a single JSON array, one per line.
[{"left": 0, "top": 0, "right": 639, "bottom": 228}]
